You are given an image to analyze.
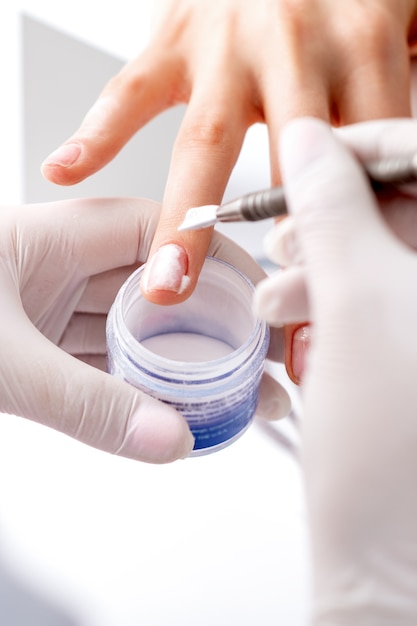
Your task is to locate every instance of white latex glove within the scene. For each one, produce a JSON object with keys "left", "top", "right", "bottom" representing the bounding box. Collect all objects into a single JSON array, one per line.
[
  {"left": 0, "top": 197, "right": 288, "bottom": 464},
  {"left": 257, "top": 119, "right": 417, "bottom": 382},
  {"left": 254, "top": 118, "right": 417, "bottom": 624}
]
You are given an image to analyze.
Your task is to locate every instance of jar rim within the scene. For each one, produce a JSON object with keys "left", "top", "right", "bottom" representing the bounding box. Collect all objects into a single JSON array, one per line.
[{"left": 109, "top": 256, "right": 268, "bottom": 381}]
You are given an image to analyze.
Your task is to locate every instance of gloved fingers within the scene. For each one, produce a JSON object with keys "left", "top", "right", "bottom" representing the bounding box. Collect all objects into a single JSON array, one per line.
[
  {"left": 16, "top": 198, "right": 160, "bottom": 280},
  {"left": 254, "top": 190, "right": 417, "bottom": 330},
  {"left": 336, "top": 117, "right": 417, "bottom": 165},
  {"left": 262, "top": 216, "right": 303, "bottom": 268},
  {"left": 335, "top": 119, "right": 417, "bottom": 202},
  {"left": 13, "top": 199, "right": 160, "bottom": 344},
  {"left": 256, "top": 371, "right": 292, "bottom": 421},
  {"left": 58, "top": 313, "right": 106, "bottom": 357},
  {"left": 254, "top": 266, "right": 309, "bottom": 327},
  {"left": 279, "top": 117, "right": 397, "bottom": 309},
  {"left": 253, "top": 213, "right": 312, "bottom": 383},
  {"left": 60, "top": 197, "right": 160, "bottom": 274},
  {"left": 266, "top": 192, "right": 417, "bottom": 265},
  {"left": 41, "top": 48, "right": 182, "bottom": 186},
  {"left": 75, "top": 264, "right": 141, "bottom": 315},
  {"left": 2, "top": 314, "right": 193, "bottom": 463},
  {"left": 261, "top": 178, "right": 417, "bottom": 270}
]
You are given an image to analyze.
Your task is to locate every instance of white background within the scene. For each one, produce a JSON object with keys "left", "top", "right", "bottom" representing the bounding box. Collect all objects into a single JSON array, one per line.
[{"left": 0, "top": 2, "right": 310, "bottom": 625}]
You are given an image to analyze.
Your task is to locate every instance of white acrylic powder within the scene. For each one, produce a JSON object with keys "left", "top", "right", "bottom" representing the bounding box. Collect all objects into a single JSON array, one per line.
[{"left": 141, "top": 333, "right": 233, "bottom": 362}]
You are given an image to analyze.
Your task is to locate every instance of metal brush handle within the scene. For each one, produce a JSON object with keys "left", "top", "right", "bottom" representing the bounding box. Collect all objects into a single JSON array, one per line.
[
  {"left": 239, "top": 187, "right": 287, "bottom": 220},
  {"left": 216, "top": 187, "right": 288, "bottom": 222},
  {"left": 215, "top": 152, "right": 417, "bottom": 224},
  {"left": 367, "top": 153, "right": 417, "bottom": 189}
]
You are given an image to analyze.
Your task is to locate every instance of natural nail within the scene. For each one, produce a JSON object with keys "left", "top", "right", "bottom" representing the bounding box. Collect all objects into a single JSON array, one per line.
[
  {"left": 141, "top": 244, "right": 190, "bottom": 294},
  {"left": 43, "top": 143, "right": 81, "bottom": 168},
  {"left": 292, "top": 324, "right": 311, "bottom": 383}
]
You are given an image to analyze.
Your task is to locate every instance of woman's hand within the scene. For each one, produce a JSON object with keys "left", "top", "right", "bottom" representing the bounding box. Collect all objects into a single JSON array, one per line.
[{"left": 41, "top": 0, "right": 417, "bottom": 304}]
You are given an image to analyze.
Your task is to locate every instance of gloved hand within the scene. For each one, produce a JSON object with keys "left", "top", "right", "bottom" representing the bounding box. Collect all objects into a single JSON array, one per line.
[
  {"left": 0, "top": 197, "right": 288, "bottom": 464},
  {"left": 259, "top": 118, "right": 417, "bottom": 383},
  {"left": 255, "top": 118, "right": 417, "bottom": 623}
]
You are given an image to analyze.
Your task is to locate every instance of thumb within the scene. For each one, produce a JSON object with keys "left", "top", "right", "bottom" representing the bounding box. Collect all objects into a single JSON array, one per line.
[{"left": 3, "top": 316, "right": 194, "bottom": 463}]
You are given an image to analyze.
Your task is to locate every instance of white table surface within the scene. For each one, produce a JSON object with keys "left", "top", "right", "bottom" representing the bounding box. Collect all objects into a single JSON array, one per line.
[{"left": 0, "top": 386, "right": 310, "bottom": 626}]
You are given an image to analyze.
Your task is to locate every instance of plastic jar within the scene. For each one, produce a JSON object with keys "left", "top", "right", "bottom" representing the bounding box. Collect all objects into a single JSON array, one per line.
[{"left": 106, "top": 257, "right": 269, "bottom": 456}]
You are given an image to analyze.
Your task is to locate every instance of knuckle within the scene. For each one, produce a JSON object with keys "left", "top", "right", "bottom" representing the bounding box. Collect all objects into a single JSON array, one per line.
[
  {"left": 273, "top": 0, "right": 312, "bottom": 41},
  {"left": 370, "top": 13, "right": 404, "bottom": 60},
  {"left": 277, "top": 0, "right": 310, "bottom": 20},
  {"left": 178, "top": 115, "right": 235, "bottom": 155},
  {"left": 105, "top": 66, "right": 148, "bottom": 98},
  {"left": 335, "top": 7, "right": 400, "bottom": 60}
]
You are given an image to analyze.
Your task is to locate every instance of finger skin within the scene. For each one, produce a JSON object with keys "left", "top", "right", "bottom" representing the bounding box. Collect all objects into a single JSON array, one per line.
[
  {"left": 140, "top": 62, "right": 255, "bottom": 304},
  {"left": 40, "top": 46, "right": 186, "bottom": 186},
  {"left": 41, "top": 0, "right": 417, "bottom": 310},
  {"left": 75, "top": 264, "right": 142, "bottom": 315}
]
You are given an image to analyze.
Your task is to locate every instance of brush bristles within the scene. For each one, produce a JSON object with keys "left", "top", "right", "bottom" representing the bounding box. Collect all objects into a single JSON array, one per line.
[{"left": 177, "top": 205, "right": 218, "bottom": 231}]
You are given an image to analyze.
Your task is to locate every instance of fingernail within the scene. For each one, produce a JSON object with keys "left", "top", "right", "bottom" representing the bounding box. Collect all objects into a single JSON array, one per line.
[
  {"left": 141, "top": 244, "right": 190, "bottom": 294},
  {"left": 256, "top": 376, "right": 292, "bottom": 421},
  {"left": 42, "top": 142, "right": 82, "bottom": 168},
  {"left": 292, "top": 324, "right": 311, "bottom": 382}
]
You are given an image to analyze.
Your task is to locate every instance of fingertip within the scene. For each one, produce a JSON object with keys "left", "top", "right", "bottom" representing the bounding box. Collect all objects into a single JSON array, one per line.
[
  {"left": 256, "top": 372, "right": 292, "bottom": 421},
  {"left": 119, "top": 394, "right": 195, "bottom": 463},
  {"left": 253, "top": 276, "right": 283, "bottom": 327},
  {"left": 262, "top": 217, "right": 303, "bottom": 267}
]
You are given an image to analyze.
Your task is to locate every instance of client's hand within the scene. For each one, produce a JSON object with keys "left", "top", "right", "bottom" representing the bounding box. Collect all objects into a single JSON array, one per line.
[{"left": 41, "top": 0, "right": 416, "bottom": 306}]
